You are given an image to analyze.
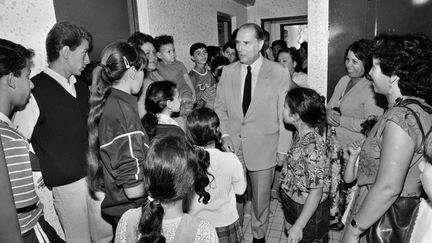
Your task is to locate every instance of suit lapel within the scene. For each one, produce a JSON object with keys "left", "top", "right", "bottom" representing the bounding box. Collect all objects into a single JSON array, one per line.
[{"left": 231, "top": 62, "right": 243, "bottom": 118}]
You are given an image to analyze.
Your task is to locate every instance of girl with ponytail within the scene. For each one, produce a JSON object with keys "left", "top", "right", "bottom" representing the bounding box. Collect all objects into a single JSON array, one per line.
[
  {"left": 87, "top": 40, "right": 150, "bottom": 228},
  {"left": 279, "top": 87, "right": 331, "bottom": 242},
  {"left": 186, "top": 107, "right": 246, "bottom": 243},
  {"left": 141, "top": 80, "right": 184, "bottom": 141},
  {"left": 115, "top": 136, "right": 218, "bottom": 243}
]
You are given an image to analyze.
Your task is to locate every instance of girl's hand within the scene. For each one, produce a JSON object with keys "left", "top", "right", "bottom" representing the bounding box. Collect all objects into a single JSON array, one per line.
[
  {"left": 287, "top": 224, "right": 303, "bottom": 243},
  {"left": 348, "top": 140, "right": 363, "bottom": 156}
]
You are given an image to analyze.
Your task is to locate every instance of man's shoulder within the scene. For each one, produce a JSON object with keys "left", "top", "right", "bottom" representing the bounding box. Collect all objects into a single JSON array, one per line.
[
  {"left": 223, "top": 61, "right": 240, "bottom": 73},
  {"left": 262, "top": 58, "right": 285, "bottom": 73}
]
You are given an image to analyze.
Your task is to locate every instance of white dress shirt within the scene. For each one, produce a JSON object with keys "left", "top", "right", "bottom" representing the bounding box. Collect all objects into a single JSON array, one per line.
[{"left": 239, "top": 54, "right": 264, "bottom": 100}]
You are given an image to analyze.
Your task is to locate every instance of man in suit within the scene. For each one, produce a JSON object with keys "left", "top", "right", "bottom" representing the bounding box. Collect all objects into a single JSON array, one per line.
[{"left": 215, "top": 23, "right": 295, "bottom": 243}]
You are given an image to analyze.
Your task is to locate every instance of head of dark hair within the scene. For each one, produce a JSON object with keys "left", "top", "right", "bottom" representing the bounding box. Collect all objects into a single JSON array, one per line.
[
  {"left": 186, "top": 107, "right": 220, "bottom": 146},
  {"left": 154, "top": 35, "right": 174, "bottom": 52},
  {"left": 231, "top": 28, "right": 239, "bottom": 41},
  {"left": 238, "top": 23, "right": 264, "bottom": 41},
  {"left": 141, "top": 81, "right": 177, "bottom": 140},
  {"left": 372, "top": 33, "right": 432, "bottom": 97},
  {"left": 223, "top": 41, "right": 236, "bottom": 52},
  {"left": 285, "top": 87, "right": 326, "bottom": 127},
  {"left": 344, "top": 39, "right": 373, "bottom": 76},
  {"left": 127, "top": 32, "right": 155, "bottom": 48},
  {"left": 138, "top": 135, "right": 210, "bottom": 242},
  {"left": 209, "top": 56, "right": 230, "bottom": 80},
  {"left": 277, "top": 48, "right": 303, "bottom": 73},
  {"left": 87, "top": 41, "right": 146, "bottom": 198},
  {"left": 263, "top": 30, "right": 270, "bottom": 40},
  {"left": 0, "top": 39, "right": 34, "bottom": 77},
  {"left": 272, "top": 40, "right": 287, "bottom": 50},
  {"left": 206, "top": 45, "right": 221, "bottom": 62},
  {"left": 190, "top": 42, "right": 207, "bottom": 56},
  {"left": 360, "top": 115, "right": 378, "bottom": 136},
  {"left": 300, "top": 41, "right": 308, "bottom": 51},
  {"left": 46, "top": 21, "right": 92, "bottom": 63}
]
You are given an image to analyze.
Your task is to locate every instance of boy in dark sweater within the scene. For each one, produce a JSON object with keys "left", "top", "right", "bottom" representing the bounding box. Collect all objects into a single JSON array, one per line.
[{"left": 12, "top": 22, "right": 112, "bottom": 242}]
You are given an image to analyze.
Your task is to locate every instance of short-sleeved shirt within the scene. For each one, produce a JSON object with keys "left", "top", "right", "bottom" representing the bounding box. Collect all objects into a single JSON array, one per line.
[
  {"left": 188, "top": 69, "right": 216, "bottom": 109},
  {"left": 156, "top": 60, "right": 192, "bottom": 99},
  {"left": 357, "top": 98, "right": 432, "bottom": 196},
  {"left": 280, "top": 131, "right": 331, "bottom": 204},
  {"left": 0, "top": 119, "right": 43, "bottom": 233}
]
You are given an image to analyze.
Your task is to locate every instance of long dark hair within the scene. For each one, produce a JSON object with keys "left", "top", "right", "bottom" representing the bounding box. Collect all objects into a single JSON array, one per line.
[
  {"left": 138, "top": 136, "right": 206, "bottom": 242},
  {"left": 141, "top": 81, "right": 177, "bottom": 140},
  {"left": 185, "top": 107, "right": 220, "bottom": 202},
  {"left": 285, "top": 87, "right": 326, "bottom": 127},
  {"left": 87, "top": 41, "right": 145, "bottom": 199}
]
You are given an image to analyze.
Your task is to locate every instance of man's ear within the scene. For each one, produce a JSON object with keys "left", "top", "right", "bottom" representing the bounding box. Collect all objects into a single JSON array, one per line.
[
  {"left": 60, "top": 46, "right": 70, "bottom": 59},
  {"left": 258, "top": 40, "right": 265, "bottom": 52},
  {"left": 6, "top": 73, "right": 16, "bottom": 89}
]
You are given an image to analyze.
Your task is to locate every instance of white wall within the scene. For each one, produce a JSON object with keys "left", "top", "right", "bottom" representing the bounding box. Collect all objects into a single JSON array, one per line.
[
  {"left": 308, "top": 0, "right": 329, "bottom": 97},
  {"left": 138, "top": 0, "right": 247, "bottom": 70},
  {"left": 247, "top": 0, "right": 307, "bottom": 24},
  {"left": 0, "top": 0, "right": 57, "bottom": 76}
]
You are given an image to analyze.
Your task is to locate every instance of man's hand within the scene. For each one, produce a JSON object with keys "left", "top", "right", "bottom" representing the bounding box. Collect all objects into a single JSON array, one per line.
[
  {"left": 221, "top": 136, "right": 234, "bottom": 153},
  {"left": 276, "top": 152, "right": 288, "bottom": 166}
]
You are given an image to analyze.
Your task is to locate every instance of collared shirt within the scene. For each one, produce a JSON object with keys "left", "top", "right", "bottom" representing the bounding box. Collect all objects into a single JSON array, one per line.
[
  {"left": 12, "top": 68, "right": 78, "bottom": 140},
  {"left": 157, "top": 113, "right": 179, "bottom": 126},
  {"left": 44, "top": 67, "right": 77, "bottom": 97},
  {"left": 239, "top": 54, "right": 263, "bottom": 99},
  {"left": 0, "top": 112, "right": 14, "bottom": 127}
]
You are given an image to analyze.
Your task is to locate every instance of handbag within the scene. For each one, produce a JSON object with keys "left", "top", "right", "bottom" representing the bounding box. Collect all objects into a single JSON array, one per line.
[{"left": 367, "top": 197, "right": 420, "bottom": 243}]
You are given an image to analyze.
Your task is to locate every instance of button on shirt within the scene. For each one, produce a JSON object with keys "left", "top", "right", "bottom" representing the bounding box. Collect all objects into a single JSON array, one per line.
[{"left": 239, "top": 54, "right": 263, "bottom": 100}]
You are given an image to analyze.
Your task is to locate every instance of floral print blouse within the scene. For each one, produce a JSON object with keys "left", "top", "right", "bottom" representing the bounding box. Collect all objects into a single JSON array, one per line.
[{"left": 280, "top": 130, "right": 331, "bottom": 204}]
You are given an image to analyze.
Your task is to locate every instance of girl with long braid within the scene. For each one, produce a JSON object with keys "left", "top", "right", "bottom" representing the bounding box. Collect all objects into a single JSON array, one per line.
[
  {"left": 115, "top": 136, "right": 218, "bottom": 243},
  {"left": 87, "top": 41, "right": 150, "bottom": 230}
]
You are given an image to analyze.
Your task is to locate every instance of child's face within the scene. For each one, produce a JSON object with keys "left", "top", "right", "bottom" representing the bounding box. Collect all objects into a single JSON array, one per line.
[
  {"left": 192, "top": 48, "right": 208, "bottom": 65},
  {"left": 223, "top": 47, "right": 237, "bottom": 63},
  {"left": 167, "top": 88, "right": 181, "bottom": 112},
  {"left": 282, "top": 102, "right": 297, "bottom": 125},
  {"left": 157, "top": 43, "right": 176, "bottom": 64}
]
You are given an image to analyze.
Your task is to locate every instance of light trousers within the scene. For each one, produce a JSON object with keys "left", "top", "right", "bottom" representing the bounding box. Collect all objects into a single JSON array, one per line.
[{"left": 52, "top": 178, "right": 112, "bottom": 243}]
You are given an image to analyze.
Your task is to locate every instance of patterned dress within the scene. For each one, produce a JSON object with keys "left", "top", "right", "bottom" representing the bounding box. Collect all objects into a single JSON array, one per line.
[{"left": 280, "top": 130, "right": 331, "bottom": 205}]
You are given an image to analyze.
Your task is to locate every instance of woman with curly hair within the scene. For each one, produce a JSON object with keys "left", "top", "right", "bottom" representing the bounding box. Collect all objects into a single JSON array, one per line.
[{"left": 342, "top": 33, "right": 432, "bottom": 243}]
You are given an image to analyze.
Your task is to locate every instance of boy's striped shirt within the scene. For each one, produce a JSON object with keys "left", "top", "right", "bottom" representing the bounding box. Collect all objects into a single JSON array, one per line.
[{"left": 0, "top": 121, "right": 42, "bottom": 233}]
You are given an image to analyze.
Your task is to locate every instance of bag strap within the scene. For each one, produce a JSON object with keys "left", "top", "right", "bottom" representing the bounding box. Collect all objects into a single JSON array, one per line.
[{"left": 397, "top": 98, "right": 432, "bottom": 152}]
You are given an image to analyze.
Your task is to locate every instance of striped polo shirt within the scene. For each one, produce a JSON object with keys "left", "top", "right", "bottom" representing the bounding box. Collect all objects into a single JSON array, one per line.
[{"left": 0, "top": 115, "right": 42, "bottom": 234}]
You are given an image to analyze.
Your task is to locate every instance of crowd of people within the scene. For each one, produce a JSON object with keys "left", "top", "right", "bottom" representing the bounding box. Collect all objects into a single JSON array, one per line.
[{"left": 1, "top": 20, "right": 432, "bottom": 243}]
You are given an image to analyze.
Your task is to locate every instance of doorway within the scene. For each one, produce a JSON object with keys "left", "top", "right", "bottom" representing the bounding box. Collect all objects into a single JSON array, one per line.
[{"left": 261, "top": 16, "right": 307, "bottom": 49}]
